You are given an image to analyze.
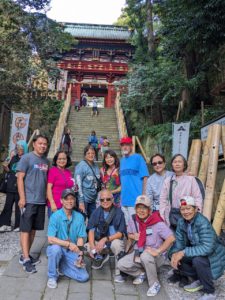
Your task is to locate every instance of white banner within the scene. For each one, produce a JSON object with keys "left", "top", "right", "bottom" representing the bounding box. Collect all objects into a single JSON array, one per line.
[
  {"left": 172, "top": 122, "right": 190, "bottom": 159},
  {"left": 9, "top": 112, "right": 30, "bottom": 157}
]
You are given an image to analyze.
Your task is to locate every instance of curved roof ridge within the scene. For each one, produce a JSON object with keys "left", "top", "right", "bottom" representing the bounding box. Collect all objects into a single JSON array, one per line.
[{"left": 62, "top": 22, "right": 132, "bottom": 41}]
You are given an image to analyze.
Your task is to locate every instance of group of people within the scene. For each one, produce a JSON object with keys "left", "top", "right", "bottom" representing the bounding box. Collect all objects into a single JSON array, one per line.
[
  {"left": 0, "top": 134, "right": 225, "bottom": 300},
  {"left": 74, "top": 90, "right": 99, "bottom": 117}
]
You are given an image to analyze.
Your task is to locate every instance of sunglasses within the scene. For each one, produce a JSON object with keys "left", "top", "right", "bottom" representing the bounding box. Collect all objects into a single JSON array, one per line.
[
  {"left": 152, "top": 161, "right": 164, "bottom": 166},
  {"left": 152, "top": 160, "right": 164, "bottom": 167},
  {"left": 100, "top": 198, "right": 112, "bottom": 202}
]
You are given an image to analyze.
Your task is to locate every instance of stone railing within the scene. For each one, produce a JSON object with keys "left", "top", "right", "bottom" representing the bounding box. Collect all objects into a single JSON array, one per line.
[
  {"left": 48, "top": 85, "right": 71, "bottom": 159},
  {"left": 115, "top": 91, "right": 128, "bottom": 138}
]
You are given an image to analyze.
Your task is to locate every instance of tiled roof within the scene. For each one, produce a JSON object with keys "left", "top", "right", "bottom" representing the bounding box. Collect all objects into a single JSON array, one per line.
[{"left": 63, "top": 23, "right": 132, "bottom": 41}]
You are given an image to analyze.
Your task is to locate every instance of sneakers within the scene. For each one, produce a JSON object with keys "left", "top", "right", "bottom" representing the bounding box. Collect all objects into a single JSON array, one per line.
[
  {"left": 13, "top": 227, "right": 20, "bottom": 232},
  {"left": 23, "top": 260, "right": 37, "bottom": 274},
  {"left": 47, "top": 278, "right": 57, "bottom": 289},
  {"left": 19, "top": 255, "right": 41, "bottom": 266},
  {"left": 184, "top": 280, "right": 203, "bottom": 292},
  {"left": 91, "top": 254, "right": 109, "bottom": 270},
  {"left": 198, "top": 293, "right": 216, "bottom": 300},
  {"left": 147, "top": 281, "right": 161, "bottom": 297},
  {"left": 114, "top": 274, "right": 126, "bottom": 283},
  {"left": 133, "top": 272, "right": 146, "bottom": 285},
  {"left": 0, "top": 225, "right": 12, "bottom": 232}
]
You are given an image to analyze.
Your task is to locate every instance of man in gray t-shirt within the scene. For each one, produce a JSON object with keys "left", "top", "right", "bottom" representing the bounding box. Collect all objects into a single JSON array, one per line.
[{"left": 17, "top": 134, "right": 49, "bottom": 274}]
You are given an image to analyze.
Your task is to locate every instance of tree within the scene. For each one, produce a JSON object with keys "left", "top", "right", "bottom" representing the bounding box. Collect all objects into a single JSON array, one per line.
[{"left": 0, "top": 0, "right": 74, "bottom": 106}]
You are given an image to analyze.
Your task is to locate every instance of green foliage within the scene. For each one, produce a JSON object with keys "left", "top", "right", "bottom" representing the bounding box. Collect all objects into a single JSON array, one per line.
[{"left": 0, "top": 0, "right": 74, "bottom": 106}]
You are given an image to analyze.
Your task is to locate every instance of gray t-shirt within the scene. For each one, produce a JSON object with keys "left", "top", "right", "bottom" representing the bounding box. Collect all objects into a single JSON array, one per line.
[{"left": 16, "top": 152, "right": 49, "bottom": 204}]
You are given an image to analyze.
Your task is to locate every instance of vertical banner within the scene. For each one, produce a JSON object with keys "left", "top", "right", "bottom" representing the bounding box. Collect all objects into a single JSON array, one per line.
[
  {"left": 57, "top": 70, "right": 68, "bottom": 91},
  {"left": 172, "top": 122, "right": 190, "bottom": 159},
  {"left": 9, "top": 112, "right": 30, "bottom": 157}
]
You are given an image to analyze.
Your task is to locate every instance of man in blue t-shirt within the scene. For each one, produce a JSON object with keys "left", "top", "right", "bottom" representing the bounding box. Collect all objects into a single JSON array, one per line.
[{"left": 120, "top": 137, "right": 149, "bottom": 224}]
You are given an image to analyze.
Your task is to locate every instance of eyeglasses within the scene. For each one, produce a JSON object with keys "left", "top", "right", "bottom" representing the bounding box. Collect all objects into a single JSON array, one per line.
[
  {"left": 100, "top": 198, "right": 112, "bottom": 202},
  {"left": 151, "top": 161, "right": 164, "bottom": 166}
]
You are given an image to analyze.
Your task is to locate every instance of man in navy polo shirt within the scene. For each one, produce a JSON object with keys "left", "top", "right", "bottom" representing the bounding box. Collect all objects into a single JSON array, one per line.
[
  {"left": 47, "top": 189, "right": 89, "bottom": 289},
  {"left": 120, "top": 137, "right": 149, "bottom": 224}
]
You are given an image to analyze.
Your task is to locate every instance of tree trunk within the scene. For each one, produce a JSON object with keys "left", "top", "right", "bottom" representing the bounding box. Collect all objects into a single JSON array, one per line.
[{"left": 146, "top": 0, "right": 154, "bottom": 55}]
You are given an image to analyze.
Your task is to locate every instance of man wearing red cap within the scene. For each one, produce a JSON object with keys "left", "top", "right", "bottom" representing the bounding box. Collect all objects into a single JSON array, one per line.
[{"left": 119, "top": 136, "right": 149, "bottom": 224}]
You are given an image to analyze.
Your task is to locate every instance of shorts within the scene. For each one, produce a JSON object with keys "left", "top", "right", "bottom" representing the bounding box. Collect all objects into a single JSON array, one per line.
[
  {"left": 20, "top": 203, "right": 46, "bottom": 232},
  {"left": 92, "top": 107, "right": 98, "bottom": 112}
]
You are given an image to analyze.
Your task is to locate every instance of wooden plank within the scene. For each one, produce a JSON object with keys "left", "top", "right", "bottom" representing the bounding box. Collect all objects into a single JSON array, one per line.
[
  {"left": 188, "top": 139, "right": 202, "bottom": 176},
  {"left": 198, "top": 125, "right": 213, "bottom": 185},
  {"left": 213, "top": 179, "right": 225, "bottom": 235},
  {"left": 203, "top": 124, "right": 221, "bottom": 221}
]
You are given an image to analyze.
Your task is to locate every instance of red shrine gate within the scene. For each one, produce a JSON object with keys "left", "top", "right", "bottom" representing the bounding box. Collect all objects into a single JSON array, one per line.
[{"left": 57, "top": 23, "right": 134, "bottom": 108}]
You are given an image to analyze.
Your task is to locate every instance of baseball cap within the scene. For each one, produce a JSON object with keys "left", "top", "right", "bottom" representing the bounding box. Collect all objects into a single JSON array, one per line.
[
  {"left": 180, "top": 196, "right": 195, "bottom": 207},
  {"left": 135, "top": 195, "right": 151, "bottom": 208},
  {"left": 120, "top": 137, "right": 132, "bottom": 145},
  {"left": 61, "top": 189, "right": 76, "bottom": 199}
]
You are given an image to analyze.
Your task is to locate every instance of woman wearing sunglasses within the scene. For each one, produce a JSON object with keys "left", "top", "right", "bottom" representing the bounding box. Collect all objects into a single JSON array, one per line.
[{"left": 146, "top": 154, "right": 173, "bottom": 212}]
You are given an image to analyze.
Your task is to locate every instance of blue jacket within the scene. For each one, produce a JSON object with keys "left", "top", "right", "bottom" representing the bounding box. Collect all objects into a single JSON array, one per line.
[
  {"left": 88, "top": 135, "right": 98, "bottom": 149},
  {"left": 169, "top": 212, "right": 225, "bottom": 279},
  {"left": 87, "top": 206, "right": 127, "bottom": 238}
]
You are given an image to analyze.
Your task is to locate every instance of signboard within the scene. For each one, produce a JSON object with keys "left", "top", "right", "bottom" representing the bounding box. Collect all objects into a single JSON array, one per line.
[
  {"left": 201, "top": 113, "right": 225, "bottom": 155},
  {"left": 172, "top": 122, "right": 190, "bottom": 159},
  {"left": 9, "top": 112, "right": 30, "bottom": 157}
]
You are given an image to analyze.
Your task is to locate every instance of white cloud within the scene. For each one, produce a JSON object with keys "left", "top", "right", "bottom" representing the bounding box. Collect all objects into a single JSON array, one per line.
[{"left": 47, "top": 0, "right": 126, "bottom": 25}]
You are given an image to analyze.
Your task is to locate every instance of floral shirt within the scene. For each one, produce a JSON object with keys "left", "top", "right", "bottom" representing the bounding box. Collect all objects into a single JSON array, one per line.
[{"left": 100, "top": 167, "right": 121, "bottom": 207}]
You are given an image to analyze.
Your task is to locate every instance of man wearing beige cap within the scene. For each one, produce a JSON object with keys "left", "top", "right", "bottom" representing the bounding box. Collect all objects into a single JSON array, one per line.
[{"left": 118, "top": 195, "right": 175, "bottom": 297}]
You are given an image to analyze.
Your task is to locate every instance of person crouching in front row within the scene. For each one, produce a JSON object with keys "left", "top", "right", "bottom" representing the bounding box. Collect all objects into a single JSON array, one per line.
[
  {"left": 169, "top": 196, "right": 225, "bottom": 300},
  {"left": 117, "top": 195, "right": 175, "bottom": 297},
  {"left": 86, "top": 189, "right": 126, "bottom": 282},
  {"left": 46, "top": 189, "right": 89, "bottom": 289}
]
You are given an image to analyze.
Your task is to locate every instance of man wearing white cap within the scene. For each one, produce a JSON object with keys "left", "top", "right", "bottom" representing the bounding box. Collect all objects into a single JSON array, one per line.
[
  {"left": 118, "top": 195, "right": 175, "bottom": 297},
  {"left": 170, "top": 196, "right": 225, "bottom": 300}
]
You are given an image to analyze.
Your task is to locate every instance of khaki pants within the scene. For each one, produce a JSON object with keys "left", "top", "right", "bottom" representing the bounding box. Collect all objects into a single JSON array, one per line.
[
  {"left": 86, "top": 239, "right": 125, "bottom": 275},
  {"left": 118, "top": 250, "right": 165, "bottom": 286}
]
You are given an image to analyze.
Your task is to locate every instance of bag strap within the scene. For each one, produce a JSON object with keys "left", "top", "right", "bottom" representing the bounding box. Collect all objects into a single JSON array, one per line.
[
  {"left": 104, "top": 206, "right": 116, "bottom": 226},
  {"left": 83, "top": 160, "right": 101, "bottom": 184},
  {"left": 169, "top": 176, "right": 174, "bottom": 205},
  {"left": 132, "top": 214, "right": 139, "bottom": 233}
]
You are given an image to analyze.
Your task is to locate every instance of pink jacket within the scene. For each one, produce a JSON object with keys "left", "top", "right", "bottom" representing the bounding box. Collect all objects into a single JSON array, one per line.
[{"left": 159, "top": 174, "right": 203, "bottom": 226}]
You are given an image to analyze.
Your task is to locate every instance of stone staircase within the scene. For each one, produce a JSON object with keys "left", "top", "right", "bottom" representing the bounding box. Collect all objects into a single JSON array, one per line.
[{"left": 67, "top": 107, "right": 121, "bottom": 162}]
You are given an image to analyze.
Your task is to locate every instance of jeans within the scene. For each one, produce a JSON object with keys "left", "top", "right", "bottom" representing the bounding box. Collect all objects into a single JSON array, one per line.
[
  {"left": 179, "top": 256, "right": 214, "bottom": 294},
  {"left": 84, "top": 202, "right": 96, "bottom": 219},
  {"left": 47, "top": 245, "right": 89, "bottom": 282}
]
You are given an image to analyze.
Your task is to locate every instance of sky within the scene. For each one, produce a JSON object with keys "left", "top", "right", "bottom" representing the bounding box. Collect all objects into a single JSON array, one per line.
[{"left": 47, "top": 0, "right": 126, "bottom": 25}]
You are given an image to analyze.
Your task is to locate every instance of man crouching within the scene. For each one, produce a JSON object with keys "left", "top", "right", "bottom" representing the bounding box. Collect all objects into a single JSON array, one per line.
[
  {"left": 87, "top": 189, "right": 126, "bottom": 282},
  {"left": 47, "top": 189, "right": 89, "bottom": 289}
]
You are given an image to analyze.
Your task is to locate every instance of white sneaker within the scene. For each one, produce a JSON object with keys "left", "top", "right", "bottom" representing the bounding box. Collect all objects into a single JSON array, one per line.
[
  {"left": 198, "top": 293, "right": 216, "bottom": 300},
  {"left": 13, "top": 227, "right": 20, "bottom": 232},
  {"left": 114, "top": 274, "right": 126, "bottom": 283},
  {"left": 133, "top": 272, "right": 146, "bottom": 285},
  {"left": 147, "top": 282, "right": 161, "bottom": 297},
  {"left": 0, "top": 225, "right": 11, "bottom": 232},
  {"left": 47, "top": 278, "right": 57, "bottom": 289}
]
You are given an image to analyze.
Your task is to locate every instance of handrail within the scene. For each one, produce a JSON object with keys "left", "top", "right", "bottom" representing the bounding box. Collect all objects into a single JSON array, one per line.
[
  {"left": 48, "top": 85, "right": 72, "bottom": 159},
  {"left": 115, "top": 91, "right": 128, "bottom": 138},
  {"left": 133, "top": 135, "right": 150, "bottom": 164},
  {"left": 27, "top": 129, "right": 40, "bottom": 150}
]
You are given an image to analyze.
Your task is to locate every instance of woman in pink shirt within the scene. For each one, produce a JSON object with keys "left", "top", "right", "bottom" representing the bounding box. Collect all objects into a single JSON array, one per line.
[
  {"left": 47, "top": 151, "right": 75, "bottom": 217},
  {"left": 159, "top": 154, "right": 203, "bottom": 228}
]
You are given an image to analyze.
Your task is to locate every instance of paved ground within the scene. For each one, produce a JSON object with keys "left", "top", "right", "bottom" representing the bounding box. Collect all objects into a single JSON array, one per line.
[{"left": 0, "top": 193, "right": 225, "bottom": 300}]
